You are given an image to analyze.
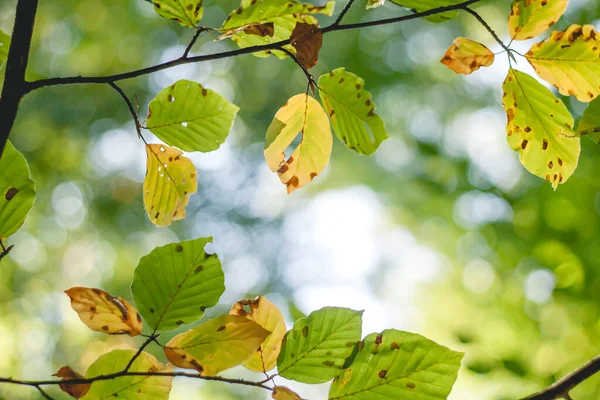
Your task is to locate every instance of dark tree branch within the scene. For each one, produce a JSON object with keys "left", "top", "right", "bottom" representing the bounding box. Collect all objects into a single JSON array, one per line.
[
  {"left": 522, "top": 355, "right": 600, "bottom": 400},
  {"left": 108, "top": 82, "right": 143, "bottom": 138},
  {"left": 463, "top": 7, "right": 512, "bottom": 55},
  {"left": 0, "top": 0, "right": 39, "bottom": 158},
  {"left": 183, "top": 27, "right": 207, "bottom": 58},
  {"left": 122, "top": 331, "right": 159, "bottom": 372},
  {"left": 35, "top": 386, "right": 54, "bottom": 400},
  {"left": 332, "top": 0, "right": 358, "bottom": 27}
]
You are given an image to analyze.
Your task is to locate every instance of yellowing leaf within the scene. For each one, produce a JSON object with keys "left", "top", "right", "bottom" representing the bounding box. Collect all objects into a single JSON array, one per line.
[
  {"left": 290, "top": 23, "right": 323, "bottom": 69},
  {"left": 508, "top": 0, "right": 568, "bottom": 40},
  {"left": 143, "top": 144, "right": 197, "bottom": 227},
  {"left": 164, "top": 314, "right": 270, "bottom": 376},
  {"left": 65, "top": 287, "right": 142, "bottom": 336},
  {"left": 526, "top": 24, "right": 600, "bottom": 102},
  {"left": 389, "top": 0, "right": 461, "bottom": 23},
  {"left": 578, "top": 97, "right": 600, "bottom": 143},
  {"left": 264, "top": 94, "right": 332, "bottom": 193},
  {"left": 230, "top": 296, "right": 287, "bottom": 372},
  {"left": 366, "top": 0, "right": 385, "bottom": 9},
  {"left": 272, "top": 386, "right": 302, "bottom": 400},
  {"left": 221, "top": 0, "right": 334, "bottom": 59},
  {"left": 152, "top": 0, "right": 204, "bottom": 28},
  {"left": 53, "top": 366, "right": 91, "bottom": 399},
  {"left": 502, "top": 69, "right": 580, "bottom": 189},
  {"left": 440, "top": 37, "right": 494, "bottom": 75}
]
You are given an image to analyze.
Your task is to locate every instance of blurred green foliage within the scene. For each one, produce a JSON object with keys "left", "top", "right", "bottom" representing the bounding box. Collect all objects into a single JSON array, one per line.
[{"left": 1, "top": 0, "right": 600, "bottom": 399}]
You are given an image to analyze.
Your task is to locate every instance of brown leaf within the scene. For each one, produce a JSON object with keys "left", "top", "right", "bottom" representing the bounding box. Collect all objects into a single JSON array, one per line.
[
  {"left": 290, "top": 23, "right": 323, "bottom": 69},
  {"left": 53, "top": 366, "right": 90, "bottom": 399},
  {"left": 65, "top": 287, "right": 143, "bottom": 336},
  {"left": 243, "top": 22, "right": 275, "bottom": 37}
]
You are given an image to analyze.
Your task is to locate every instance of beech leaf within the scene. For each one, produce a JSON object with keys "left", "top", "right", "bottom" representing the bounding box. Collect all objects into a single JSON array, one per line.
[
  {"left": 440, "top": 37, "right": 495, "bottom": 75},
  {"left": 578, "top": 97, "right": 600, "bottom": 143},
  {"left": 152, "top": 0, "right": 204, "bottom": 28},
  {"left": 508, "top": 0, "right": 568, "bottom": 40},
  {"left": 53, "top": 366, "right": 91, "bottom": 399},
  {"left": 290, "top": 23, "right": 323, "bottom": 69}
]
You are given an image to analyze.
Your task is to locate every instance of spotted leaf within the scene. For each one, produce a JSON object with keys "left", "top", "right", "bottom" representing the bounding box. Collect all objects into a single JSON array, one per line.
[
  {"left": 508, "top": 0, "right": 568, "bottom": 40},
  {"left": 164, "top": 314, "right": 270, "bottom": 376},
  {"left": 146, "top": 80, "right": 238, "bottom": 152},
  {"left": 143, "top": 144, "right": 197, "bottom": 227},
  {"left": 277, "top": 307, "right": 362, "bottom": 384},
  {"left": 221, "top": 0, "right": 334, "bottom": 59},
  {"left": 230, "top": 296, "right": 287, "bottom": 372},
  {"left": 131, "top": 237, "right": 224, "bottom": 331},
  {"left": 318, "top": 68, "right": 388, "bottom": 155},
  {"left": 440, "top": 37, "right": 494, "bottom": 75},
  {"left": 264, "top": 94, "right": 332, "bottom": 194},
  {"left": 53, "top": 366, "right": 91, "bottom": 399},
  {"left": 502, "top": 69, "right": 579, "bottom": 189},
  {"left": 152, "top": 0, "right": 204, "bottom": 28},
  {"left": 389, "top": 0, "right": 463, "bottom": 23},
  {"left": 273, "top": 386, "right": 302, "bottom": 400},
  {"left": 0, "top": 141, "right": 35, "bottom": 241},
  {"left": 82, "top": 350, "right": 172, "bottom": 400},
  {"left": 526, "top": 24, "right": 600, "bottom": 102},
  {"left": 65, "top": 287, "right": 142, "bottom": 336},
  {"left": 328, "top": 330, "right": 463, "bottom": 400},
  {"left": 578, "top": 97, "right": 600, "bottom": 143}
]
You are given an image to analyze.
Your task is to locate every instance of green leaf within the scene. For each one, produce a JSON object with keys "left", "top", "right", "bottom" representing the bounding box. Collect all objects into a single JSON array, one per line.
[
  {"left": 146, "top": 80, "right": 239, "bottom": 152},
  {"left": 366, "top": 0, "right": 385, "bottom": 9},
  {"left": 221, "top": 0, "right": 334, "bottom": 59},
  {"left": 264, "top": 93, "right": 333, "bottom": 194},
  {"left": 164, "top": 314, "right": 271, "bottom": 375},
  {"left": 328, "top": 329, "right": 463, "bottom": 400},
  {"left": 508, "top": 0, "right": 568, "bottom": 40},
  {"left": 0, "top": 30, "right": 10, "bottom": 69},
  {"left": 578, "top": 97, "right": 600, "bottom": 143},
  {"left": 152, "top": 0, "right": 204, "bottom": 28},
  {"left": 131, "top": 237, "right": 225, "bottom": 331},
  {"left": 388, "top": 0, "right": 463, "bottom": 22},
  {"left": 526, "top": 25, "right": 600, "bottom": 102},
  {"left": 0, "top": 141, "right": 35, "bottom": 240},
  {"left": 277, "top": 307, "right": 363, "bottom": 384},
  {"left": 143, "top": 144, "right": 197, "bottom": 227},
  {"left": 318, "top": 68, "right": 388, "bottom": 155},
  {"left": 82, "top": 350, "right": 172, "bottom": 400},
  {"left": 502, "top": 68, "right": 579, "bottom": 189}
]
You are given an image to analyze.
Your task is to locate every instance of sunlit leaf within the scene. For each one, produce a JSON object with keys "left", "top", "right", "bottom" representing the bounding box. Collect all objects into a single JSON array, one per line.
[
  {"left": 277, "top": 307, "right": 363, "bottom": 384},
  {"left": 164, "top": 314, "right": 270, "bottom": 375},
  {"left": 440, "top": 37, "right": 494, "bottom": 75},
  {"left": 502, "top": 69, "right": 579, "bottom": 189},
  {"left": 65, "top": 287, "right": 142, "bottom": 336},
  {"left": 143, "top": 144, "right": 197, "bottom": 227},
  {"left": 53, "top": 366, "right": 90, "bottom": 399},
  {"left": 526, "top": 24, "right": 600, "bottom": 102},
  {"left": 221, "top": 0, "right": 334, "bottom": 59},
  {"left": 131, "top": 237, "right": 224, "bottom": 331},
  {"left": 230, "top": 296, "right": 287, "bottom": 372},
  {"left": 389, "top": 0, "right": 463, "bottom": 23},
  {"left": 508, "top": 0, "right": 568, "bottom": 40},
  {"left": 578, "top": 97, "right": 600, "bottom": 143},
  {"left": 82, "top": 350, "right": 172, "bottom": 400},
  {"left": 0, "top": 141, "right": 35, "bottom": 240},
  {"left": 328, "top": 329, "right": 463, "bottom": 400},
  {"left": 318, "top": 68, "right": 388, "bottom": 155},
  {"left": 152, "top": 0, "right": 204, "bottom": 28},
  {"left": 0, "top": 30, "right": 10, "bottom": 69},
  {"left": 146, "top": 80, "right": 239, "bottom": 152},
  {"left": 366, "top": 0, "right": 385, "bottom": 9},
  {"left": 264, "top": 93, "right": 332, "bottom": 193},
  {"left": 272, "top": 386, "right": 302, "bottom": 400}
]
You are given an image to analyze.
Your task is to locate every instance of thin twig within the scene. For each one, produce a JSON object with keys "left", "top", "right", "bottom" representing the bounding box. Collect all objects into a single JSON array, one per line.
[
  {"left": 279, "top": 47, "right": 316, "bottom": 92},
  {"left": 123, "top": 331, "right": 159, "bottom": 372},
  {"left": 108, "top": 82, "right": 142, "bottom": 138},
  {"left": 332, "top": 0, "right": 357, "bottom": 26},
  {"left": 35, "top": 386, "right": 54, "bottom": 400},
  {"left": 463, "top": 6, "right": 515, "bottom": 61},
  {"left": 0, "top": 239, "right": 14, "bottom": 263},
  {"left": 183, "top": 27, "right": 206, "bottom": 58},
  {"left": 521, "top": 354, "right": 600, "bottom": 400}
]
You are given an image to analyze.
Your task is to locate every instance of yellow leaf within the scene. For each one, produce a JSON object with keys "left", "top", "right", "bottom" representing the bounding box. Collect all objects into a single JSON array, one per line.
[
  {"left": 53, "top": 366, "right": 91, "bottom": 399},
  {"left": 264, "top": 94, "right": 332, "bottom": 194},
  {"left": 143, "top": 144, "right": 197, "bottom": 226},
  {"left": 508, "top": 0, "right": 568, "bottom": 40},
  {"left": 502, "top": 69, "right": 580, "bottom": 189},
  {"left": 164, "top": 314, "right": 270, "bottom": 376},
  {"left": 230, "top": 296, "right": 287, "bottom": 372},
  {"left": 440, "top": 37, "right": 494, "bottom": 75},
  {"left": 272, "top": 386, "right": 302, "bottom": 400},
  {"left": 64, "top": 287, "right": 143, "bottom": 336},
  {"left": 526, "top": 24, "right": 600, "bottom": 102}
]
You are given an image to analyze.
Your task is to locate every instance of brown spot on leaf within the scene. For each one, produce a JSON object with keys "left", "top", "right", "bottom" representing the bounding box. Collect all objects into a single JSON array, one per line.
[
  {"left": 322, "top": 360, "right": 335, "bottom": 367},
  {"left": 543, "top": 139, "right": 549, "bottom": 150},
  {"left": 375, "top": 333, "right": 383, "bottom": 345},
  {"left": 521, "top": 140, "right": 528, "bottom": 150},
  {"left": 5, "top": 188, "right": 18, "bottom": 201},
  {"left": 407, "top": 382, "right": 416, "bottom": 389},
  {"left": 302, "top": 325, "right": 309, "bottom": 337},
  {"left": 378, "top": 370, "right": 387, "bottom": 378},
  {"left": 391, "top": 342, "right": 399, "bottom": 350},
  {"left": 176, "top": 245, "right": 184, "bottom": 252},
  {"left": 217, "top": 325, "right": 226, "bottom": 332}
]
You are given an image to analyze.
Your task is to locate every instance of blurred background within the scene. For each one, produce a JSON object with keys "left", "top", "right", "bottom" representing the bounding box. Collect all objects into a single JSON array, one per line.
[{"left": 1, "top": 0, "right": 600, "bottom": 398}]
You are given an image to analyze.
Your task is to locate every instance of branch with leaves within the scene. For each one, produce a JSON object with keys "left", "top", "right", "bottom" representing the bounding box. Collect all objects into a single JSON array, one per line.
[{"left": 2, "top": 0, "right": 600, "bottom": 399}]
